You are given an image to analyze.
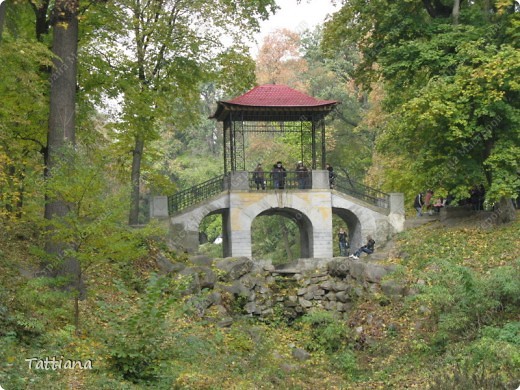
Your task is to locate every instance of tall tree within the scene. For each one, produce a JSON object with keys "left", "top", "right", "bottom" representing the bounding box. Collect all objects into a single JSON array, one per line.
[
  {"left": 81, "top": 0, "right": 277, "bottom": 225},
  {"left": 323, "top": 0, "right": 520, "bottom": 213},
  {"left": 0, "top": 1, "right": 6, "bottom": 41},
  {"left": 44, "top": 0, "right": 81, "bottom": 287}
]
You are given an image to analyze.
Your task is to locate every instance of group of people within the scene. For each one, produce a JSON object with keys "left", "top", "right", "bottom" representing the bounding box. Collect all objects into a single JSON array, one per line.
[
  {"left": 414, "top": 189, "right": 451, "bottom": 216},
  {"left": 414, "top": 184, "right": 488, "bottom": 216},
  {"left": 252, "top": 161, "right": 338, "bottom": 190},
  {"left": 338, "top": 228, "right": 376, "bottom": 260},
  {"left": 252, "top": 161, "right": 311, "bottom": 190}
]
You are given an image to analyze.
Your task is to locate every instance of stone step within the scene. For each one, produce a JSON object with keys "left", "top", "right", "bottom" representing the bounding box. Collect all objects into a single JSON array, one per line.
[{"left": 404, "top": 214, "right": 439, "bottom": 229}]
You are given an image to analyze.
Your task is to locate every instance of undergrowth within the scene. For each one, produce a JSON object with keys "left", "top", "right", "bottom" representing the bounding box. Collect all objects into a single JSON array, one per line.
[{"left": 0, "top": 213, "right": 519, "bottom": 389}]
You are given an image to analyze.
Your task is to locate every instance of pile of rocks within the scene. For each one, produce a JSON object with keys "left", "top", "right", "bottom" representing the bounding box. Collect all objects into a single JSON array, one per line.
[{"left": 155, "top": 253, "right": 405, "bottom": 324}]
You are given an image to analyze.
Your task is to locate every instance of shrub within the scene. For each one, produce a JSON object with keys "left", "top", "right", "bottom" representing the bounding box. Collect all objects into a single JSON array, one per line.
[
  {"left": 97, "top": 275, "right": 178, "bottom": 383},
  {"left": 332, "top": 349, "right": 358, "bottom": 379},
  {"left": 428, "top": 362, "right": 518, "bottom": 390},
  {"left": 299, "top": 311, "right": 351, "bottom": 353}
]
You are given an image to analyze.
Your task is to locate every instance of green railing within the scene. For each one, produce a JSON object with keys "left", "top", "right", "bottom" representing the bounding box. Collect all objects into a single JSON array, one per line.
[
  {"left": 333, "top": 173, "right": 390, "bottom": 209},
  {"left": 168, "top": 174, "right": 227, "bottom": 215}
]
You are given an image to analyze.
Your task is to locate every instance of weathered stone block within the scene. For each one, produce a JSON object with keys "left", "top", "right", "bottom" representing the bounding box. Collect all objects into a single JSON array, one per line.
[
  {"left": 363, "top": 263, "right": 391, "bottom": 283},
  {"left": 220, "top": 280, "right": 250, "bottom": 296},
  {"left": 297, "top": 288, "right": 307, "bottom": 296},
  {"left": 314, "top": 289, "right": 325, "bottom": 297},
  {"left": 292, "top": 348, "right": 311, "bottom": 361},
  {"left": 215, "top": 257, "right": 254, "bottom": 281},
  {"left": 304, "top": 292, "right": 314, "bottom": 301},
  {"left": 325, "top": 292, "right": 337, "bottom": 301},
  {"left": 189, "top": 254, "right": 213, "bottom": 267},
  {"left": 298, "top": 297, "right": 312, "bottom": 308},
  {"left": 155, "top": 254, "right": 186, "bottom": 274},
  {"left": 180, "top": 266, "right": 217, "bottom": 290},
  {"left": 284, "top": 300, "right": 298, "bottom": 308},
  {"left": 381, "top": 280, "right": 407, "bottom": 297},
  {"left": 320, "top": 280, "right": 333, "bottom": 290},
  {"left": 327, "top": 260, "right": 350, "bottom": 278},
  {"left": 245, "top": 302, "right": 260, "bottom": 314},
  {"left": 216, "top": 317, "right": 233, "bottom": 328},
  {"left": 333, "top": 281, "right": 349, "bottom": 292},
  {"left": 311, "top": 275, "right": 330, "bottom": 283}
]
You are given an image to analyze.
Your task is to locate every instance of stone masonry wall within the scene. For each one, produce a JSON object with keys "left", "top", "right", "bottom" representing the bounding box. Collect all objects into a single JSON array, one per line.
[{"left": 155, "top": 254, "right": 405, "bottom": 325}]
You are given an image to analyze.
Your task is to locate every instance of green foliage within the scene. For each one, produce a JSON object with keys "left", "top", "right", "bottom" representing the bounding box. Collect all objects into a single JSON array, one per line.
[
  {"left": 10, "top": 277, "right": 72, "bottom": 340},
  {"left": 428, "top": 361, "right": 518, "bottom": 390},
  {"left": 43, "top": 147, "right": 161, "bottom": 269},
  {"left": 482, "top": 322, "right": 520, "bottom": 346},
  {"left": 252, "top": 215, "right": 300, "bottom": 263},
  {"left": 98, "top": 275, "right": 178, "bottom": 383},
  {"left": 302, "top": 27, "right": 374, "bottom": 180},
  {"left": 324, "top": 0, "right": 520, "bottom": 202},
  {"left": 412, "top": 259, "right": 520, "bottom": 346},
  {"left": 331, "top": 349, "right": 358, "bottom": 379},
  {"left": 298, "top": 310, "right": 350, "bottom": 353}
]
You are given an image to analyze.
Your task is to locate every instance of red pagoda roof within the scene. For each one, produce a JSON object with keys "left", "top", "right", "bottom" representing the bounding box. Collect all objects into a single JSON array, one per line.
[
  {"left": 211, "top": 84, "right": 339, "bottom": 122},
  {"left": 223, "top": 84, "right": 337, "bottom": 107}
]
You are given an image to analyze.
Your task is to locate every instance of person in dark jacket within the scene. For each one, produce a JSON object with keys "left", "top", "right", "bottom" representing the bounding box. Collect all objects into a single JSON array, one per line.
[
  {"left": 350, "top": 236, "right": 375, "bottom": 259},
  {"left": 414, "top": 192, "right": 424, "bottom": 216},
  {"left": 326, "top": 163, "right": 336, "bottom": 189},
  {"left": 271, "top": 161, "right": 287, "bottom": 189},
  {"left": 253, "top": 163, "right": 266, "bottom": 190},
  {"left": 295, "top": 161, "right": 309, "bottom": 189},
  {"left": 338, "top": 227, "right": 349, "bottom": 256}
]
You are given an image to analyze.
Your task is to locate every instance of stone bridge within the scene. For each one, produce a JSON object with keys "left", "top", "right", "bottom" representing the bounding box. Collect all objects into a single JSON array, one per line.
[{"left": 151, "top": 170, "right": 405, "bottom": 259}]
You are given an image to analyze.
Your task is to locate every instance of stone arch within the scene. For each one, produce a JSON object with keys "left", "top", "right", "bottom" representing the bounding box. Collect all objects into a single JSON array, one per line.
[
  {"left": 253, "top": 207, "right": 314, "bottom": 259},
  {"left": 232, "top": 192, "right": 332, "bottom": 258},
  {"left": 331, "top": 193, "right": 381, "bottom": 250},
  {"left": 170, "top": 193, "right": 230, "bottom": 255}
]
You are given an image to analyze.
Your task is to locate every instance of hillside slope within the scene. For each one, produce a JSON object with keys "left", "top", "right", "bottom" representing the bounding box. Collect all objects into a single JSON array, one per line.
[{"left": 0, "top": 213, "right": 519, "bottom": 389}]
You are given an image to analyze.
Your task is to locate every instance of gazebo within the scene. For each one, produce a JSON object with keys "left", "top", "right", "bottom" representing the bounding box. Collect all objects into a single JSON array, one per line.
[{"left": 211, "top": 84, "right": 339, "bottom": 173}]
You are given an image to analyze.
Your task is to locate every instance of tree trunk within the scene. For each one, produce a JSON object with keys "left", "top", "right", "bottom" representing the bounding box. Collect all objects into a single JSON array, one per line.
[
  {"left": 452, "top": 0, "right": 461, "bottom": 25},
  {"left": 497, "top": 197, "right": 516, "bottom": 225},
  {"left": 29, "top": 0, "right": 51, "bottom": 42},
  {"left": 281, "top": 220, "right": 294, "bottom": 260},
  {"left": 0, "top": 1, "right": 6, "bottom": 42},
  {"left": 44, "top": 0, "right": 84, "bottom": 298},
  {"left": 129, "top": 134, "right": 144, "bottom": 225}
]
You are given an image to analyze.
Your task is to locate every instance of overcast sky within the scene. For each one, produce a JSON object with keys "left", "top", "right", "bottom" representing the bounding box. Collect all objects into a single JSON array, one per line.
[{"left": 251, "top": 0, "right": 340, "bottom": 54}]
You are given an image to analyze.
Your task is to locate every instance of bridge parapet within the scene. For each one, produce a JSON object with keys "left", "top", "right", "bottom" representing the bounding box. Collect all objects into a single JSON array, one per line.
[
  {"left": 167, "top": 170, "right": 390, "bottom": 215},
  {"left": 168, "top": 174, "right": 227, "bottom": 215},
  {"left": 334, "top": 172, "right": 390, "bottom": 209}
]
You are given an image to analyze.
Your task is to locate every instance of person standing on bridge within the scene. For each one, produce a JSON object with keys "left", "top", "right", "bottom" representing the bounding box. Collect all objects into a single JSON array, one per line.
[
  {"left": 326, "top": 163, "right": 336, "bottom": 189},
  {"left": 271, "top": 161, "right": 287, "bottom": 189},
  {"left": 253, "top": 163, "right": 266, "bottom": 190},
  {"left": 296, "top": 161, "right": 309, "bottom": 189}
]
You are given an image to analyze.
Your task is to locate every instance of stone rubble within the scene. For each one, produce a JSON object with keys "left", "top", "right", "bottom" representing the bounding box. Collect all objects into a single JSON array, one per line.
[{"left": 157, "top": 254, "right": 407, "bottom": 324}]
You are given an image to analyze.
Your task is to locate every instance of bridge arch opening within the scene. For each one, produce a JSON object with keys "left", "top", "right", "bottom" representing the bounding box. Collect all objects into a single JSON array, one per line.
[
  {"left": 332, "top": 207, "right": 362, "bottom": 252},
  {"left": 197, "top": 209, "right": 230, "bottom": 258},
  {"left": 251, "top": 207, "right": 313, "bottom": 263}
]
